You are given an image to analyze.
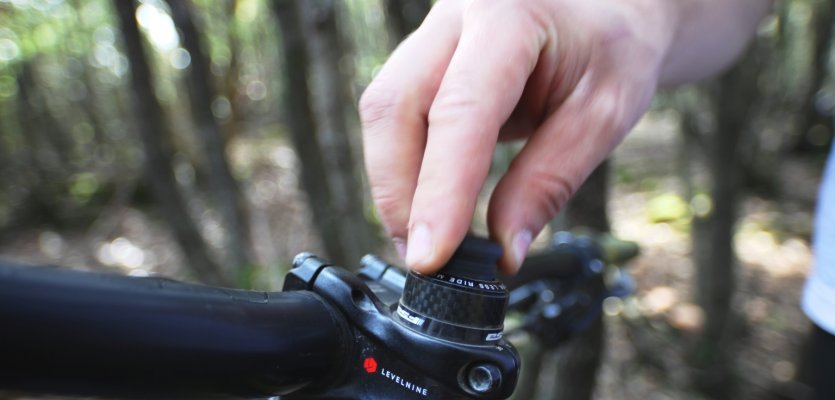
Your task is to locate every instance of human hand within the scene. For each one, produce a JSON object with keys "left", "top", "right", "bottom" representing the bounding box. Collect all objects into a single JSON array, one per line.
[{"left": 359, "top": 0, "right": 676, "bottom": 274}]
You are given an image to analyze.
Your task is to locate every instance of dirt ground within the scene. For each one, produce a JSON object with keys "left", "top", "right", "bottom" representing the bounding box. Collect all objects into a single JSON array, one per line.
[
  {"left": 0, "top": 111, "right": 823, "bottom": 399},
  {"left": 594, "top": 112, "right": 819, "bottom": 400}
]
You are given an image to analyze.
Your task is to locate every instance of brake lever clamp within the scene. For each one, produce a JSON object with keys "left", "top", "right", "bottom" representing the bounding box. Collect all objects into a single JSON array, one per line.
[
  {"left": 281, "top": 236, "right": 520, "bottom": 400},
  {"left": 504, "top": 232, "right": 634, "bottom": 349}
]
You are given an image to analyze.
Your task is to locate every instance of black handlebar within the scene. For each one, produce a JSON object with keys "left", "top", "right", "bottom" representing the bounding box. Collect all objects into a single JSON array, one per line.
[
  {"left": 0, "top": 232, "right": 631, "bottom": 399},
  {"left": 0, "top": 262, "right": 347, "bottom": 398},
  {"left": 502, "top": 249, "right": 584, "bottom": 289}
]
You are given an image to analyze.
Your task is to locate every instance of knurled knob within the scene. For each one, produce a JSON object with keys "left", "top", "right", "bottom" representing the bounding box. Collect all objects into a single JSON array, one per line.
[{"left": 396, "top": 236, "right": 509, "bottom": 344}]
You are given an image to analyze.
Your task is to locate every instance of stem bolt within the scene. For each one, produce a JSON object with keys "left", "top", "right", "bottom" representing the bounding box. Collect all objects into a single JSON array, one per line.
[{"left": 466, "top": 363, "right": 501, "bottom": 394}]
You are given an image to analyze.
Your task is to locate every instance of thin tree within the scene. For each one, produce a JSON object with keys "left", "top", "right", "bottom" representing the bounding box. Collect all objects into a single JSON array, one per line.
[
  {"left": 507, "top": 162, "right": 610, "bottom": 400},
  {"left": 113, "top": 0, "right": 229, "bottom": 286},
  {"left": 271, "top": 0, "right": 345, "bottom": 264},
  {"left": 0, "top": 99, "right": 9, "bottom": 205},
  {"left": 542, "top": 163, "right": 610, "bottom": 400},
  {"left": 382, "top": 0, "right": 431, "bottom": 45},
  {"left": 795, "top": 0, "right": 835, "bottom": 152},
  {"left": 681, "top": 46, "right": 763, "bottom": 399},
  {"left": 272, "top": 0, "right": 379, "bottom": 266},
  {"left": 13, "top": 60, "right": 77, "bottom": 226},
  {"left": 17, "top": 62, "right": 73, "bottom": 169},
  {"left": 299, "top": 0, "right": 380, "bottom": 264},
  {"left": 70, "top": 0, "right": 110, "bottom": 145},
  {"left": 165, "top": 0, "right": 254, "bottom": 274}
]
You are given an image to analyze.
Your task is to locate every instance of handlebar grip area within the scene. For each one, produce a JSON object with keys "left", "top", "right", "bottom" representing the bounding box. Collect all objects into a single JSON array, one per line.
[
  {"left": 500, "top": 249, "right": 584, "bottom": 290},
  {"left": 0, "top": 261, "right": 347, "bottom": 398}
]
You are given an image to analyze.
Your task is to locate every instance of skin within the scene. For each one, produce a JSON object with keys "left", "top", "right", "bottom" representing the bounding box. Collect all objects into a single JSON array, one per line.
[{"left": 359, "top": 0, "right": 774, "bottom": 274}]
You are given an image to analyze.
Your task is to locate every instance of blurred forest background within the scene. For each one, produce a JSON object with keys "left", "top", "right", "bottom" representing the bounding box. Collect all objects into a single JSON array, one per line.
[{"left": 0, "top": 0, "right": 833, "bottom": 399}]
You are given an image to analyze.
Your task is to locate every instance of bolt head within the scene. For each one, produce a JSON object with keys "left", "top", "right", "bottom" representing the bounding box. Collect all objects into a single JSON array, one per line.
[{"left": 466, "top": 363, "right": 501, "bottom": 394}]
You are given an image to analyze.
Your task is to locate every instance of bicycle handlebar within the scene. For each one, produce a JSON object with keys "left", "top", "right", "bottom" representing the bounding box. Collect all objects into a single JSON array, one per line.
[
  {"left": 0, "top": 232, "right": 632, "bottom": 399},
  {"left": 0, "top": 262, "right": 347, "bottom": 398},
  {"left": 502, "top": 249, "right": 584, "bottom": 289}
]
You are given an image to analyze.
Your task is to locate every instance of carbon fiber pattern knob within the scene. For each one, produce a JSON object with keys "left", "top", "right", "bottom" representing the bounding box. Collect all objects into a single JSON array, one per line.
[{"left": 396, "top": 236, "right": 509, "bottom": 345}]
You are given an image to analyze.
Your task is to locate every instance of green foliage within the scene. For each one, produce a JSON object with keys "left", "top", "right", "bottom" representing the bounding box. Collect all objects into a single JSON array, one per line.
[
  {"left": 69, "top": 172, "right": 100, "bottom": 204},
  {"left": 646, "top": 192, "right": 690, "bottom": 224},
  {"left": 0, "top": 75, "right": 16, "bottom": 99},
  {"left": 345, "top": 0, "right": 391, "bottom": 86}
]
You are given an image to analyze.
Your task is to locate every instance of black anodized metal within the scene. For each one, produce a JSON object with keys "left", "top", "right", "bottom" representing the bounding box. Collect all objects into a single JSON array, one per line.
[
  {"left": 0, "top": 261, "right": 349, "bottom": 398},
  {"left": 288, "top": 264, "right": 519, "bottom": 400}
]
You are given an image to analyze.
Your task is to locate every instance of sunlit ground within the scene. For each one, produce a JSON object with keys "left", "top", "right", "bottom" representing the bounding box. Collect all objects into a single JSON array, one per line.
[{"left": 593, "top": 111, "right": 817, "bottom": 400}]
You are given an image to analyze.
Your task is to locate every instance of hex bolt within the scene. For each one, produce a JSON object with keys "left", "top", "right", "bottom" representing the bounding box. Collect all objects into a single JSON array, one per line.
[
  {"left": 465, "top": 363, "right": 502, "bottom": 394},
  {"left": 360, "top": 254, "right": 387, "bottom": 270},
  {"left": 292, "top": 252, "right": 317, "bottom": 269}
]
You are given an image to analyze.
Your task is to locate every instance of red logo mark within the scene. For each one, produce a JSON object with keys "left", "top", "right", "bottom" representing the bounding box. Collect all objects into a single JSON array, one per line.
[{"left": 363, "top": 357, "right": 378, "bottom": 373}]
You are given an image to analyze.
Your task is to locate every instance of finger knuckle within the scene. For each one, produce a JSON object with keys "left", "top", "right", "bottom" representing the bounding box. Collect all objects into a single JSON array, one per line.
[
  {"left": 524, "top": 168, "right": 576, "bottom": 217},
  {"left": 462, "top": 0, "right": 516, "bottom": 19},
  {"left": 461, "top": 0, "right": 491, "bottom": 20},
  {"left": 427, "top": 77, "right": 491, "bottom": 128},
  {"left": 358, "top": 84, "right": 399, "bottom": 130},
  {"left": 586, "top": 88, "right": 631, "bottom": 138},
  {"left": 369, "top": 187, "right": 409, "bottom": 233},
  {"left": 463, "top": 0, "right": 547, "bottom": 32}
]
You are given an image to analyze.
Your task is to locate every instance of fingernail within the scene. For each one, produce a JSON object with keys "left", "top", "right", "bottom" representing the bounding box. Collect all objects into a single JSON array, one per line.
[
  {"left": 393, "top": 237, "right": 407, "bottom": 260},
  {"left": 512, "top": 230, "right": 533, "bottom": 271},
  {"left": 406, "top": 223, "right": 433, "bottom": 268}
]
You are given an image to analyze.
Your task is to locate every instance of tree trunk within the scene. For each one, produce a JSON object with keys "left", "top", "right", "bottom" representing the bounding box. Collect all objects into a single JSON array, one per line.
[
  {"left": 14, "top": 61, "right": 73, "bottom": 225},
  {"left": 165, "top": 0, "right": 254, "bottom": 275},
  {"left": 16, "top": 62, "right": 55, "bottom": 175},
  {"left": 299, "top": 0, "right": 380, "bottom": 265},
  {"left": 113, "top": 0, "right": 229, "bottom": 286},
  {"left": 688, "top": 97, "right": 741, "bottom": 400},
  {"left": 545, "top": 161, "right": 610, "bottom": 400},
  {"left": 0, "top": 100, "right": 9, "bottom": 189},
  {"left": 564, "top": 162, "right": 611, "bottom": 233},
  {"left": 687, "top": 47, "right": 762, "bottom": 399},
  {"left": 794, "top": 0, "right": 835, "bottom": 152},
  {"left": 63, "top": 0, "right": 107, "bottom": 148},
  {"left": 271, "top": 0, "right": 345, "bottom": 265},
  {"left": 382, "top": 0, "right": 431, "bottom": 45},
  {"left": 272, "top": 0, "right": 379, "bottom": 267},
  {"left": 17, "top": 62, "right": 73, "bottom": 170},
  {"left": 222, "top": 0, "right": 243, "bottom": 142}
]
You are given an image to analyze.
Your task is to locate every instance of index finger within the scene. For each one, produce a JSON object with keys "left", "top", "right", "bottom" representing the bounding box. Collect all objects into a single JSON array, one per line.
[
  {"left": 360, "top": 1, "right": 465, "bottom": 255},
  {"left": 405, "top": 2, "right": 548, "bottom": 272}
]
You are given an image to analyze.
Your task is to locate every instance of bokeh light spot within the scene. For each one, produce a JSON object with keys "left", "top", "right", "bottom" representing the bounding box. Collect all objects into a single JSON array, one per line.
[
  {"left": 211, "top": 96, "right": 232, "bottom": 120},
  {"left": 246, "top": 80, "right": 266, "bottom": 101},
  {"left": 0, "top": 38, "right": 20, "bottom": 62},
  {"left": 170, "top": 48, "right": 191, "bottom": 70},
  {"left": 136, "top": 3, "right": 180, "bottom": 52}
]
